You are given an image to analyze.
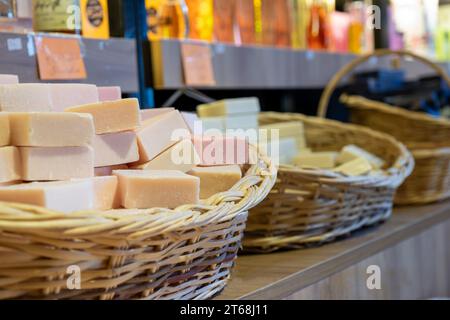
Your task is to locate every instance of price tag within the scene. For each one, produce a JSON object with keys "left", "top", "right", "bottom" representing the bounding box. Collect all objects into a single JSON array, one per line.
[
  {"left": 34, "top": 36, "right": 87, "bottom": 80},
  {"left": 181, "top": 42, "right": 216, "bottom": 87}
]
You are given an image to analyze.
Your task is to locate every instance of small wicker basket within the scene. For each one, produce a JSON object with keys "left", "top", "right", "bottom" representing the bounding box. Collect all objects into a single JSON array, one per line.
[
  {"left": 317, "top": 49, "right": 450, "bottom": 205},
  {"left": 243, "top": 112, "right": 413, "bottom": 252},
  {"left": 0, "top": 150, "right": 276, "bottom": 300}
]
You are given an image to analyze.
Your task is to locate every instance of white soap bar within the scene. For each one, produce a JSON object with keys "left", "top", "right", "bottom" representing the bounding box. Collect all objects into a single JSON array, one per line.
[
  {"left": 197, "top": 97, "right": 261, "bottom": 117},
  {"left": 0, "top": 84, "right": 52, "bottom": 112},
  {"left": 224, "top": 114, "right": 259, "bottom": 130},
  {"left": 92, "top": 131, "right": 139, "bottom": 167},
  {"left": 259, "top": 137, "right": 298, "bottom": 165},
  {"left": 260, "top": 121, "right": 306, "bottom": 148},
  {"left": 49, "top": 84, "right": 99, "bottom": 112},
  {"left": 337, "top": 145, "right": 386, "bottom": 169}
]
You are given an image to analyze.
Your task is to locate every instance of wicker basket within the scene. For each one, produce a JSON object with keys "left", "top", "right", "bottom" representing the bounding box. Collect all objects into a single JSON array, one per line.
[
  {"left": 0, "top": 150, "right": 276, "bottom": 300},
  {"left": 243, "top": 112, "right": 413, "bottom": 252},
  {"left": 317, "top": 49, "right": 450, "bottom": 205}
]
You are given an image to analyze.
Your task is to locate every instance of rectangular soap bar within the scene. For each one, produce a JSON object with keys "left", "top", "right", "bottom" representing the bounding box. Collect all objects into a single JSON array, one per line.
[
  {"left": 0, "top": 84, "right": 52, "bottom": 112},
  {"left": 0, "top": 75, "right": 19, "bottom": 84},
  {"left": 259, "top": 137, "right": 298, "bottom": 165},
  {"left": 49, "top": 84, "right": 99, "bottom": 112},
  {"left": 0, "top": 113, "right": 10, "bottom": 146},
  {"left": 260, "top": 121, "right": 306, "bottom": 148},
  {"left": 92, "top": 131, "right": 139, "bottom": 167},
  {"left": 98, "top": 86, "right": 121, "bottom": 102},
  {"left": 74, "top": 176, "right": 119, "bottom": 210},
  {"left": 0, "top": 180, "right": 94, "bottom": 213},
  {"left": 95, "top": 164, "right": 128, "bottom": 176},
  {"left": 334, "top": 157, "right": 372, "bottom": 176},
  {"left": 0, "top": 146, "right": 21, "bottom": 183},
  {"left": 201, "top": 117, "right": 225, "bottom": 132},
  {"left": 197, "top": 97, "right": 261, "bottom": 117},
  {"left": 131, "top": 139, "right": 200, "bottom": 173},
  {"left": 192, "top": 135, "right": 250, "bottom": 166},
  {"left": 293, "top": 152, "right": 338, "bottom": 169},
  {"left": 8, "top": 112, "right": 94, "bottom": 147},
  {"left": 114, "top": 170, "right": 200, "bottom": 209},
  {"left": 225, "top": 114, "right": 259, "bottom": 130},
  {"left": 140, "top": 107, "right": 174, "bottom": 121},
  {"left": 21, "top": 146, "right": 94, "bottom": 181},
  {"left": 65, "top": 98, "right": 141, "bottom": 134},
  {"left": 136, "top": 110, "right": 190, "bottom": 163},
  {"left": 188, "top": 165, "right": 242, "bottom": 199},
  {"left": 337, "top": 145, "right": 385, "bottom": 169}
]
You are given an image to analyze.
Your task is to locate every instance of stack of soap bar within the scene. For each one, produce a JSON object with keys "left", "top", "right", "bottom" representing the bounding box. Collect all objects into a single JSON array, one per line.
[
  {"left": 140, "top": 107, "right": 174, "bottom": 121},
  {"left": 49, "top": 84, "right": 99, "bottom": 112},
  {"left": 0, "top": 147, "right": 21, "bottom": 183},
  {"left": 188, "top": 165, "right": 242, "bottom": 199},
  {"left": 0, "top": 113, "right": 10, "bottom": 146},
  {"left": 337, "top": 145, "right": 385, "bottom": 169},
  {"left": 95, "top": 164, "right": 128, "bottom": 176},
  {"left": 293, "top": 152, "right": 338, "bottom": 169},
  {"left": 98, "top": 86, "right": 121, "bottom": 102},
  {"left": 0, "top": 84, "right": 52, "bottom": 112},
  {"left": 197, "top": 97, "right": 260, "bottom": 117},
  {"left": 192, "top": 135, "right": 249, "bottom": 166},
  {"left": 0, "top": 74, "right": 19, "bottom": 84},
  {"left": 66, "top": 98, "right": 141, "bottom": 134},
  {"left": 131, "top": 139, "right": 200, "bottom": 173},
  {"left": 8, "top": 112, "right": 94, "bottom": 147},
  {"left": 74, "top": 176, "right": 119, "bottom": 210},
  {"left": 92, "top": 131, "right": 139, "bottom": 167},
  {"left": 21, "top": 146, "right": 94, "bottom": 181},
  {"left": 260, "top": 121, "right": 306, "bottom": 148},
  {"left": 334, "top": 157, "right": 372, "bottom": 176},
  {"left": 0, "top": 180, "right": 94, "bottom": 213},
  {"left": 136, "top": 110, "right": 190, "bottom": 163},
  {"left": 114, "top": 170, "right": 200, "bottom": 209}
]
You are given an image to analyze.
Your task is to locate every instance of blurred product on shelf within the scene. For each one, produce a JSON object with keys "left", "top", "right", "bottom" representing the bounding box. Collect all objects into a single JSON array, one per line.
[
  {"left": 146, "top": 0, "right": 188, "bottom": 39},
  {"left": 186, "top": 0, "right": 213, "bottom": 41},
  {"left": 32, "top": 0, "right": 81, "bottom": 34},
  {"left": 213, "top": 0, "right": 234, "bottom": 43},
  {"left": 0, "top": 0, "right": 32, "bottom": 33},
  {"left": 329, "top": 11, "right": 350, "bottom": 53},
  {"left": 436, "top": 3, "right": 450, "bottom": 61},
  {"left": 307, "top": 0, "right": 329, "bottom": 50},
  {"left": 235, "top": 0, "right": 256, "bottom": 45},
  {"left": 80, "top": 0, "right": 110, "bottom": 39}
]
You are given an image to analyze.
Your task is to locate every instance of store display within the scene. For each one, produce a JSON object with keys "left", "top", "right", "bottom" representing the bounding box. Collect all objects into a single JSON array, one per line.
[
  {"left": 188, "top": 165, "right": 242, "bottom": 199},
  {"left": 0, "top": 146, "right": 21, "bottom": 183},
  {"left": 92, "top": 131, "right": 139, "bottom": 167},
  {"left": 0, "top": 84, "right": 52, "bottom": 112}
]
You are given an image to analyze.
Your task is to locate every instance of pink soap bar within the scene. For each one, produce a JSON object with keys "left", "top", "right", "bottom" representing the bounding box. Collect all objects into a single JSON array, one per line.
[
  {"left": 75, "top": 176, "right": 119, "bottom": 210},
  {"left": 0, "top": 74, "right": 19, "bottom": 84},
  {"left": 192, "top": 135, "right": 250, "bottom": 166},
  {"left": 95, "top": 164, "right": 128, "bottom": 177},
  {"left": 136, "top": 110, "right": 190, "bottom": 163},
  {"left": 0, "top": 146, "right": 21, "bottom": 183},
  {"left": 98, "top": 86, "right": 122, "bottom": 102},
  {"left": 50, "top": 84, "right": 99, "bottom": 112},
  {"left": 0, "top": 180, "right": 94, "bottom": 213},
  {"left": 140, "top": 108, "right": 174, "bottom": 121},
  {"left": 0, "top": 84, "right": 52, "bottom": 112},
  {"left": 114, "top": 170, "right": 200, "bottom": 209},
  {"left": 92, "top": 131, "right": 139, "bottom": 167},
  {"left": 21, "top": 146, "right": 94, "bottom": 181}
]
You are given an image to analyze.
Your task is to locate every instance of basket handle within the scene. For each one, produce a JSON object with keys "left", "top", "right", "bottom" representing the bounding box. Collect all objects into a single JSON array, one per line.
[{"left": 317, "top": 49, "right": 450, "bottom": 118}]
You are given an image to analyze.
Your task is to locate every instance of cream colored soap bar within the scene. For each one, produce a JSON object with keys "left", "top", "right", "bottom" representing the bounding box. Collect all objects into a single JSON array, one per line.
[
  {"left": 74, "top": 176, "right": 119, "bottom": 210},
  {"left": 337, "top": 145, "right": 385, "bottom": 169},
  {"left": 140, "top": 108, "right": 174, "bottom": 121},
  {"left": 293, "top": 152, "right": 338, "bottom": 169},
  {"left": 334, "top": 157, "right": 372, "bottom": 176},
  {"left": 50, "top": 84, "right": 99, "bottom": 112},
  {"left": 114, "top": 170, "right": 200, "bottom": 209},
  {"left": 0, "top": 74, "right": 19, "bottom": 84},
  {"left": 92, "top": 131, "right": 139, "bottom": 167},
  {"left": 95, "top": 164, "right": 128, "bottom": 176},
  {"left": 197, "top": 97, "right": 261, "bottom": 117},
  {"left": 136, "top": 111, "right": 190, "bottom": 163},
  {"left": 0, "top": 84, "right": 52, "bottom": 112},
  {"left": 0, "top": 180, "right": 94, "bottom": 213},
  {"left": 66, "top": 98, "right": 141, "bottom": 134},
  {"left": 131, "top": 139, "right": 200, "bottom": 173},
  {"left": 21, "top": 146, "right": 94, "bottom": 181},
  {"left": 0, "top": 146, "right": 21, "bottom": 183},
  {"left": 0, "top": 113, "right": 10, "bottom": 146},
  {"left": 188, "top": 165, "right": 242, "bottom": 199},
  {"left": 261, "top": 121, "right": 306, "bottom": 148},
  {"left": 8, "top": 112, "right": 94, "bottom": 147}
]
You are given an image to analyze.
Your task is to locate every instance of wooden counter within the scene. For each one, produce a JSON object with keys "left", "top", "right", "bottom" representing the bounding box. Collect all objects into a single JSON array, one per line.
[{"left": 219, "top": 201, "right": 450, "bottom": 300}]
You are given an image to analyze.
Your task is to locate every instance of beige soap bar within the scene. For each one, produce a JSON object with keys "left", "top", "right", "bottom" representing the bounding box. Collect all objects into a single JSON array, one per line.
[
  {"left": 0, "top": 180, "right": 94, "bottom": 213},
  {"left": 0, "top": 84, "right": 52, "bottom": 112},
  {"left": 74, "top": 176, "right": 119, "bottom": 210},
  {"left": 293, "top": 152, "right": 338, "bottom": 169},
  {"left": 95, "top": 164, "right": 128, "bottom": 176},
  {"left": 131, "top": 139, "right": 200, "bottom": 173},
  {"left": 92, "top": 131, "right": 139, "bottom": 167},
  {"left": 0, "top": 146, "right": 21, "bottom": 183},
  {"left": 136, "top": 110, "right": 190, "bottom": 163},
  {"left": 0, "top": 113, "right": 10, "bottom": 146},
  {"left": 188, "top": 165, "right": 242, "bottom": 199},
  {"left": 8, "top": 112, "right": 94, "bottom": 147},
  {"left": 334, "top": 157, "right": 372, "bottom": 176},
  {"left": 261, "top": 121, "right": 306, "bottom": 148},
  {"left": 197, "top": 97, "right": 261, "bottom": 117},
  {"left": 114, "top": 170, "right": 200, "bottom": 209},
  {"left": 66, "top": 98, "right": 141, "bottom": 134},
  {"left": 49, "top": 84, "right": 99, "bottom": 112},
  {"left": 337, "top": 145, "right": 386, "bottom": 169},
  {"left": 21, "top": 146, "right": 94, "bottom": 181}
]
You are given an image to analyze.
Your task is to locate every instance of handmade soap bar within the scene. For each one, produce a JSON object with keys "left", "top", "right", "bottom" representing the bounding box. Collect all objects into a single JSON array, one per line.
[
  {"left": 0, "top": 180, "right": 94, "bottom": 213},
  {"left": 114, "top": 170, "right": 200, "bottom": 209},
  {"left": 0, "top": 113, "right": 10, "bottom": 146},
  {"left": 201, "top": 117, "right": 225, "bottom": 132},
  {"left": 334, "top": 157, "right": 372, "bottom": 176},
  {"left": 136, "top": 111, "right": 190, "bottom": 163},
  {"left": 21, "top": 146, "right": 94, "bottom": 181},
  {"left": 192, "top": 135, "right": 250, "bottom": 166},
  {"left": 50, "top": 84, "right": 99, "bottom": 112},
  {"left": 140, "top": 108, "right": 174, "bottom": 121},
  {"left": 337, "top": 145, "right": 385, "bottom": 169},
  {"left": 75, "top": 176, "right": 119, "bottom": 210},
  {"left": 98, "top": 86, "right": 121, "bottom": 102},
  {"left": 8, "top": 112, "right": 94, "bottom": 147},
  {"left": 293, "top": 152, "right": 338, "bottom": 169},
  {"left": 131, "top": 139, "right": 200, "bottom": 173},
  {"left": 66, "top": 98, "right": 141, "bottom": 134},
  {"left": 197, "top": 97, "right": 261, "bottom": 117},
  {"left": 259, "top": 137, "right": 298, "bottom": 165},
  {"left": 260, "top": 121, "right": 306, "bottom": 148},
  {"left": 225, "top": 114, "right": 259, "bottom": 130},
  {"left": 95, "top": 164, "right": 128, "bottom": 176},
  {"left": 0, "top": 74, "right": 19, "bottom": 84},
  {"left": 0, "top": 147, "right": 21, "bottom": 183},
  {"left": 92, "top": 131, "right": 139, "bottom": 167},
  {"left": 0, "top": 84, "right": 52, "bottom": 112},
  {"left": 188, "top": 165, "right": 242, "bottom": 199}
]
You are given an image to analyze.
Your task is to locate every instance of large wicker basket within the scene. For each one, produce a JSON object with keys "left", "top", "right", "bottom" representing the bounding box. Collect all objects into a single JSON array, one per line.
[
  {"left": 243, "top": 112, "right": 413, "bottom": 252},
  {"left": 317, "top": 49, "right": 450, "bottom": 205},
  {"left": 0, "top": 151, "right": 276, "bottom": 300}
]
